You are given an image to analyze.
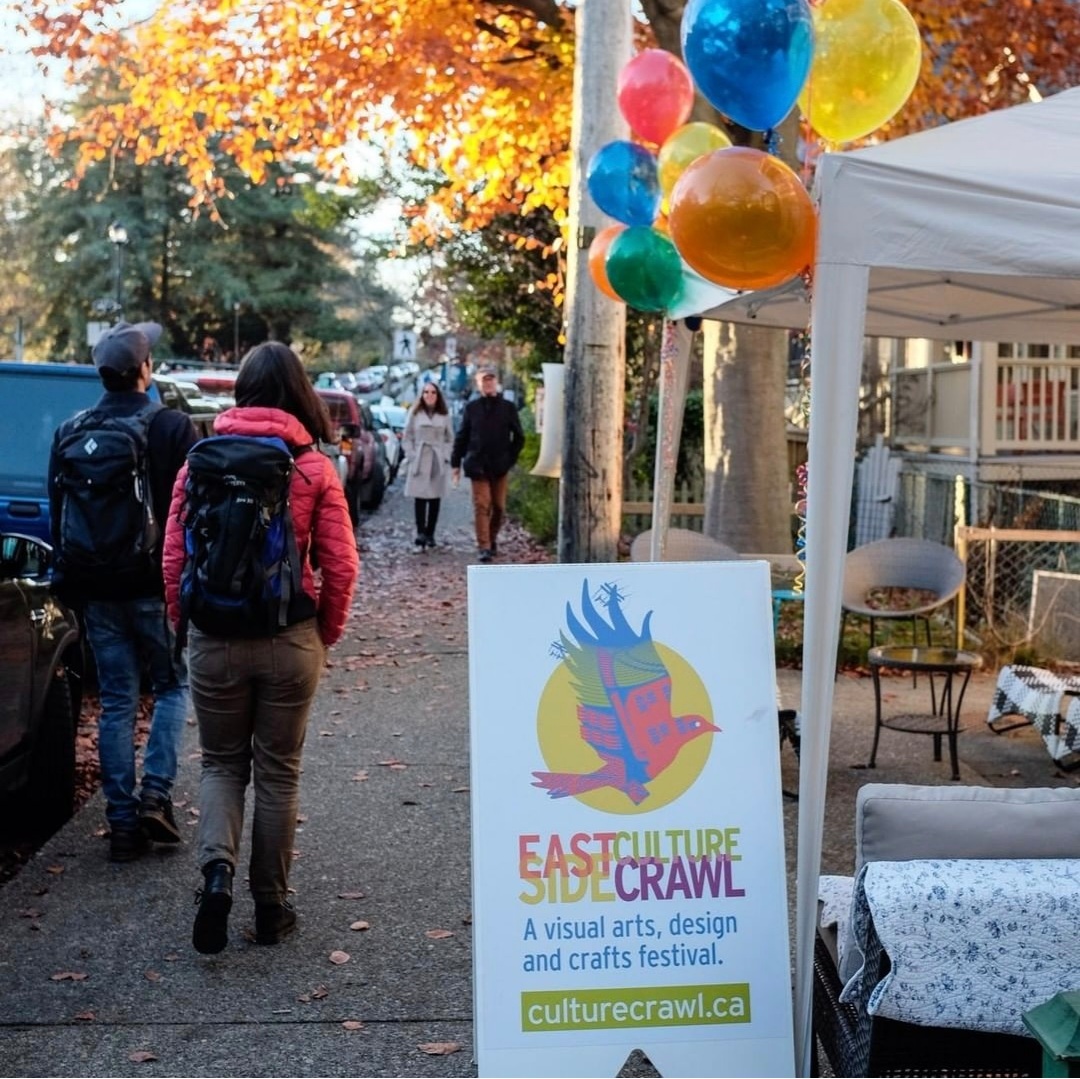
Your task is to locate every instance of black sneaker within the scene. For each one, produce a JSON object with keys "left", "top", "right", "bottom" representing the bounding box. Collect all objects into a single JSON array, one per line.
[
  {"left": 139, "top": 790, "right": 182, "bottom": 844},
  {"left": 478, "top": 548, "right": 493, "bottom": 563},
  {"left": 109, "top": 826, "right": 150, "bottom": 863},
  {"left": 490, "top": 541, "right": 498, "bottom": 557},
  {"left": 255, "top": 901, "right": 297, "bottom": 945}
]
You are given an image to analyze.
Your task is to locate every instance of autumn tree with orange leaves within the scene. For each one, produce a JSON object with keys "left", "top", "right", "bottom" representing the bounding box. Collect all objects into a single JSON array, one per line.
[{"left": 19, "top": 0, "right": 1080, "bottom": 229}]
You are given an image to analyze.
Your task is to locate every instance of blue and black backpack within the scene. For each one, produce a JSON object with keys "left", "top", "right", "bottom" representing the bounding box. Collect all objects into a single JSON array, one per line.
[
  {"left": 177, "top": 435, "right": 316, "bottom": 642},
  {"left": 54, "top": 401, "right": 163, "bottom": 579}
]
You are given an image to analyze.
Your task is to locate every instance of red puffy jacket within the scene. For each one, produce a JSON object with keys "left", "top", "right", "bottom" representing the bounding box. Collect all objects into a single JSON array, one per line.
[{"left": 162, "top": 406, "right": 359, "bottom": 646}]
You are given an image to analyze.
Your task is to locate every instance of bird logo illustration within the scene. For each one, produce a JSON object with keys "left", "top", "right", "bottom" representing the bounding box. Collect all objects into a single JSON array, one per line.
[{"left": 532, "top": 579, "right": 719, "bottom": 807}]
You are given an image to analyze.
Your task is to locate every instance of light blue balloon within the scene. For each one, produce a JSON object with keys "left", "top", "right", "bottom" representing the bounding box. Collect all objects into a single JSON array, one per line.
[
  {"left": 681, "top": 0, "right": 814, "bottom": 132},
  {"left": 586, "top": 141, "right": 660, "bottom": 228}
]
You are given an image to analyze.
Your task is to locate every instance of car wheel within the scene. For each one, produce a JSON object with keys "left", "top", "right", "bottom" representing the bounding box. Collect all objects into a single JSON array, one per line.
[
  {"left": 25, "top": 668, "right": 77, "bottom": 838},
  {"left": 360, "top": 458, "right": 386, "bottom": 511},
  {"left": 345, "top": 478, "right": 361, "bottom": 526}
]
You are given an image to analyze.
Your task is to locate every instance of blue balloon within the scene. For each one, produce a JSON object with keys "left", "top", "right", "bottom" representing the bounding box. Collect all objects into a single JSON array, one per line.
[
  {"left": 681, "top": 0, "right": 814, "bottom": 132},
  {"left": 586, "top": 141, "right": 660, "bottom": 227}
]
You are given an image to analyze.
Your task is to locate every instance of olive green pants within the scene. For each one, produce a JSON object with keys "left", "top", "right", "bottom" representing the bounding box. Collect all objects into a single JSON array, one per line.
[{"left": 188, "top": 619, "right": 325, "bottom": 903}]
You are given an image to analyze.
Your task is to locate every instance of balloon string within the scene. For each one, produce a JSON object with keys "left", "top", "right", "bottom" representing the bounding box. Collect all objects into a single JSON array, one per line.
[{"left": 792, "top": 270, "right": 813, "bottom": 595}]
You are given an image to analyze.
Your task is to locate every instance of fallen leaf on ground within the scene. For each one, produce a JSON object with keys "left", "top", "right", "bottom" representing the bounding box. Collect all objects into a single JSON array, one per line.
[
  {"left": 50, "top": 971, "right": 88, "bottom": 981},
  {"left": 418, "top": 1042, "right": 462, "bottom": 1056},
  {"left": 45, "top": 865, "right": 64, "bottom": 875},
  {"left": 350, "top": 920, "right": 370, "bottom": 931},
  {"left": 378, "top": 759, "right": 405, "bottom": 767},
  {"left": 144, "top": 970, "right": 162, "bottom": 982},
  {"left": 328, "top": 950, "right": 350, "bottom": 965},
  {"left": 312, "top": 985, "right": 330, "bottom": 999},
  {"left": 337, "top": 891, "right": 366, "bottom": 900},
  {"left": 128, "top": 1050, "right": 158, "bottom": 1063},
  {"left": 18, "top": 908, "right": 42, "bottom": 919},
  {"left": 73, "top": 1010, "right": 95, "bottom": 1021},
  {"left": 425, "top": 929, "right": 454, "bottom": 939},
  {"left": 342, "top": 1020, "right": 364, "bottom": 1030},
  {"left": 352, "top": 770, "right": 369, "bottom": 782},
  {"left": 451, "top": 786, "right": 469, "bottom": 793},
  {"left": 164, "top": 953, "right": 180, "bottom": 961}
]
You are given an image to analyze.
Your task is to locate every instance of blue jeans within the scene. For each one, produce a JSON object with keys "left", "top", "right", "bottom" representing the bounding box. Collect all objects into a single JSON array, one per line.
[{"left": 83, "top": 598, "right": 189, "bottom": 831}]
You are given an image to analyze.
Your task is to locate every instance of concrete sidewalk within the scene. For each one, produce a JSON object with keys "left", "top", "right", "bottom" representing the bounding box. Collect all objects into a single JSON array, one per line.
[{"left": 0, "top": 477, "right": 1075, "bottom": 1078}]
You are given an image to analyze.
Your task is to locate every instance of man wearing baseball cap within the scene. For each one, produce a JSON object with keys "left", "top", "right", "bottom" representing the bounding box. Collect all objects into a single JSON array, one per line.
[
  {"left": 451, "top": 365, "right": 524, "bottom": 562},
  {"left": 48, "top": 321, "right": 198, "bottom": 862}
]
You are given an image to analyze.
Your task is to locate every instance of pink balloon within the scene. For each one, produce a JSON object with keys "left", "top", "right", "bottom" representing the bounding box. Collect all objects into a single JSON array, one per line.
[{"left": 617, "top": 49, "right": 695, "bottom": 147}]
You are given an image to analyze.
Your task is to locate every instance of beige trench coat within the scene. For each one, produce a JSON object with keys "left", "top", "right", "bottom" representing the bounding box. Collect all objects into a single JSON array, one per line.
[{"left": 402, "top": 408, "right": 453, "bottom": 499}]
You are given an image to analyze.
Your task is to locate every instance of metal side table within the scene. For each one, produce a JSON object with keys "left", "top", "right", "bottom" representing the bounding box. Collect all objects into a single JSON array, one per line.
[{"left": 868, "top": 645, "right": 983, "bottom": 781}]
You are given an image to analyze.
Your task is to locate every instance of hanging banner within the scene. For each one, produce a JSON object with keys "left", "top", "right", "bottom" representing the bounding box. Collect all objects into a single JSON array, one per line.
[{"left": 469, "top": 561, "right": 793, "bottom": 1078}]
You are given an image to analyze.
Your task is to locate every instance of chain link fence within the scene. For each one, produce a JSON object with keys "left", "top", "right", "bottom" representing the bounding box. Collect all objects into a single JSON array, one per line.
[{"left": 894, "top": 471, "right": 1080, "bottom": 659}]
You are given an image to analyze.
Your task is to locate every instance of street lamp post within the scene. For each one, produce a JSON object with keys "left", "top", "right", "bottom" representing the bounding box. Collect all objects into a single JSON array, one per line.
[
  {"left": 107, "top": 221, "right": 129, "bottom": 321},
  {"left": 233, "top": 302, "right": 241, "bottom": 361}
]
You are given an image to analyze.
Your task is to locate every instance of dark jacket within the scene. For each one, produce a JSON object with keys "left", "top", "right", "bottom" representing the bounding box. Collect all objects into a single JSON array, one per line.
[
  {"left": 48, "top": 389, "right": 198, "bottom": 602},
  {"left": 451, "top": 394, "right": 524, "bottom": 480}
]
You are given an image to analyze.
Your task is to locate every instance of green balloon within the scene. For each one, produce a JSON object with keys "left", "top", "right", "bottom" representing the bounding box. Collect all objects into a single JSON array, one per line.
[{"left": 605, "top": 226, "right": 684, "bottom": 312}]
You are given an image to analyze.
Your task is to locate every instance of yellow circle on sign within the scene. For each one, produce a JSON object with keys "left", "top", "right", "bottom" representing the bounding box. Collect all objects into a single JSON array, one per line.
[{"left": 535, "top": 642, "right": 715, "bottom": 815}]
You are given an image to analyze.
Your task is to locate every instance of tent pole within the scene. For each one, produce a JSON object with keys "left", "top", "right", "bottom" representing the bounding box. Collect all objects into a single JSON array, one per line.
[{"left": 795, "top": 261, "right": 869, "bottom": 1077}]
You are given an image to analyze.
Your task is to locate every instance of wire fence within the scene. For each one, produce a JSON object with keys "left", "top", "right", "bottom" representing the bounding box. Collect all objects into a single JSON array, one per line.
[{"left": 892, "top": 471, "right": 1080, "bottom": 660}]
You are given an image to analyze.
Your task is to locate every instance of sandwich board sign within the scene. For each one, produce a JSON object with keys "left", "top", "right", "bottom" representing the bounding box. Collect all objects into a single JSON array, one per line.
[{"left": 469, "top": 561, "right": 794, "bottom": 1078}]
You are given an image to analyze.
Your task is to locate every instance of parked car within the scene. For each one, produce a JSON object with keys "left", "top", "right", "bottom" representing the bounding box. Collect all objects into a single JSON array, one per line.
[
  {"left": 369, "top": 406, "right": 403, "bottom": 483},
  {"left": 0, "top": 533, "right": 83, "bottom": 836},
  {"left": 316, "top": 389, "right": 387, "bottom": 521},
  {"left": 371, "top": 400, "right": 408, "bottom": 439},
  {"left": 0, "top": 361, "right": 220, "bottom": 544}
]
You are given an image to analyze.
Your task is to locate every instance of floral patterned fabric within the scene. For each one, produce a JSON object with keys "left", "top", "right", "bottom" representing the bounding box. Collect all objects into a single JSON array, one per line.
[{"left": 840, "top": 858, "right": 1080, "bottom": 1034}]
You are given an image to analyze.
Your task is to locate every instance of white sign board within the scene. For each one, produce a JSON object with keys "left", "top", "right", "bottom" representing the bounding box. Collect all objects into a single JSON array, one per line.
[
  {"left": 393, "top": 328, "right": 417, "bottom": 360},
  {"left": 86, "top": 321, "right": 110, "bottom": 347},
  {"left": 469, "top": 562, "right": 793, "bottom": 1078}
]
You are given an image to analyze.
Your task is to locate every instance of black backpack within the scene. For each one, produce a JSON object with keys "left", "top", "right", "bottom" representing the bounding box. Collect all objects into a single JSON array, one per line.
[
  {"left": 54, "top": 402, "right": 164, "bottom": 576},
  {"left": 178, "top": 434, "right": 316, "bottom": 641}
]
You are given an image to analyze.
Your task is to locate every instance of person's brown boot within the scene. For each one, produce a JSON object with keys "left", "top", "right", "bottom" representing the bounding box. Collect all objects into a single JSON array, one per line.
[{"left": 255, "top": 901, "right": 297, "bottom": 945}]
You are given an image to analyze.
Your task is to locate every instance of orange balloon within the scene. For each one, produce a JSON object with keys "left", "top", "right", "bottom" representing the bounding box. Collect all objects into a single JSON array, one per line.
[
  {"left": 668, "top": 147, "right": 817, "bottom": 291},
  {"left": 587, "top": 224, "right": 626, "bottom": 302}
]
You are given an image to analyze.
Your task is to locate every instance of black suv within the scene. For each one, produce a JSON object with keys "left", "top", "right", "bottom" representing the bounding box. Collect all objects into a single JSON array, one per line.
[
  {"left": 0, "top": 533, "right": 83, "bottom": 835},
  {"left": 0, "top": 361, "right": 218, "bottom": 545}
]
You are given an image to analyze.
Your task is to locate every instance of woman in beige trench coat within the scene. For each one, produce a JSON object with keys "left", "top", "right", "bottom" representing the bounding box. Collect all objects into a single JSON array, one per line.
[{"left": 402, "top": 380, "right": 454, "bottom": 549}]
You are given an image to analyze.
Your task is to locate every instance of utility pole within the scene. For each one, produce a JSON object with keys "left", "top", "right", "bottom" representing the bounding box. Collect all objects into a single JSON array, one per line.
[{"left": 557, "top": 0, "right": 632, "bottom": 564}]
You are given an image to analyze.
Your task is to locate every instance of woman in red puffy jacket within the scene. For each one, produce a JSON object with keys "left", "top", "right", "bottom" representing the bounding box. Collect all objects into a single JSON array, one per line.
[{"left": 162, "top": 341, "right": 359, "bottom": 956}]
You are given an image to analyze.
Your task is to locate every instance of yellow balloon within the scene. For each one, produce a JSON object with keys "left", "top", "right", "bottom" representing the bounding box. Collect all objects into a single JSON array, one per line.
[
  {"left": 798, "top": 0, "right": 922, "bottom": 144},
  {"left": 657, "top": 122, "right": 732, "bottom": 199}
]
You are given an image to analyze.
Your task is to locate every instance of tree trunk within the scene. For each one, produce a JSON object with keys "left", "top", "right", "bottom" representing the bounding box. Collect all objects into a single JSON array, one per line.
[
  {"left": 703, "top": 319, "right": 793, "bottom": 553},
  {"left": 557, "top": 0, "right": 631, "bottom": 563}
]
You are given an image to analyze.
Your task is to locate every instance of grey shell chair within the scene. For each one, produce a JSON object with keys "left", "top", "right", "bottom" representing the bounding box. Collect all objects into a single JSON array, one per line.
[
  {"left": 840, "top": 537, "right": 966, "bottom": 649},
  {"left": 629, "top": 527, "right": 740, "bottom": 563}
]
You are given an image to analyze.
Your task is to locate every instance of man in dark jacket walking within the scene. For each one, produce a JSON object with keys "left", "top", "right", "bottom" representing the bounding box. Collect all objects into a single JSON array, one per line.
[
  {"left": 49, "top": 321, "right": 197, "bottom": 862},
  {"left": 451, "top": 366, "right": 524, "bottom": 562}
]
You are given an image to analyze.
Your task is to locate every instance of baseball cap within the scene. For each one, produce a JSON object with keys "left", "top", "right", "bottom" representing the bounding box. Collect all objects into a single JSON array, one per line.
[
  {"left": 91, "top": 321, "right": 162, "bottom": 372},
  {"left": 478, "top": 366, "right": 497, "bottom": 380}
]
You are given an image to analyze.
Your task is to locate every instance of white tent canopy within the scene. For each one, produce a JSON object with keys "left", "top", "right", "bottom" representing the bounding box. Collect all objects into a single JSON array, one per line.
[{"left": 677, "top": 86, "right": 1080, "bottom": 1076}]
